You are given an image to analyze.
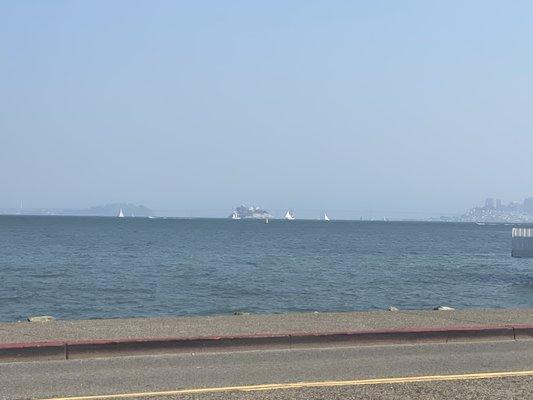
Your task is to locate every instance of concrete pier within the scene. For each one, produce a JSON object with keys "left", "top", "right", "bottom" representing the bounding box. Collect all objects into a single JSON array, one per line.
[{"left": 512, "top": 227, "right": 533, "bottom": 257}]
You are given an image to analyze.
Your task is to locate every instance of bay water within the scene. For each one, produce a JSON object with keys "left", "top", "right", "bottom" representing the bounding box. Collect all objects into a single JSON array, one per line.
[{"left": 0, "top": 216, "right": 532, "bottom": 321}]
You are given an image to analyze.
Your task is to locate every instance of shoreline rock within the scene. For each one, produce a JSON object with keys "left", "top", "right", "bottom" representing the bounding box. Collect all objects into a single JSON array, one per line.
[{"left": 27, "top": 316, "right": 55, "bottom": 322}]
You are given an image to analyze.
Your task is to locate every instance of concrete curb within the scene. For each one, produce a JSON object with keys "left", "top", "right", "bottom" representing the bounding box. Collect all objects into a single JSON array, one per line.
[{"left": 1, "top": 324, "right": 532, "bottom": 363}]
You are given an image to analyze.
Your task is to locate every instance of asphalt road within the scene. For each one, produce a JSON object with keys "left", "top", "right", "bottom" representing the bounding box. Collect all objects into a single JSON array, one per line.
[{"left": 1, "top": 340, "right": 532, "bottom": 399}]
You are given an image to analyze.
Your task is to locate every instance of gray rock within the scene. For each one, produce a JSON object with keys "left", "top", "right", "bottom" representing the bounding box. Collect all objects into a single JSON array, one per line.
[
  {"left": 233, "top": 311, "right": 251, "bottom": 316},
  {"left": 27, "top": 315, "right": 55, "bottom": 322},
  {"left": 388, "top": 306, "right": 399, "bottom": 311},
  {"left": 433, "top": 306, "right": 455, "bottom": 311}
]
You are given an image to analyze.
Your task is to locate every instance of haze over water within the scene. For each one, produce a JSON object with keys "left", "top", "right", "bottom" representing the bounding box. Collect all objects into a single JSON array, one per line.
[
  {"left": 2, "top": 2, "right": 533, "bottom": 218},
  {"left": 1, "top": 216, "right": 531, "bottom": 322}
]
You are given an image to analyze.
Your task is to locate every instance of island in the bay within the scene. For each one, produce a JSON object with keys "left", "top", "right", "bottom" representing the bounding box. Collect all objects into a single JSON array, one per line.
[{"left": 229, "top": 205, "right": 273, "bottom": 220}]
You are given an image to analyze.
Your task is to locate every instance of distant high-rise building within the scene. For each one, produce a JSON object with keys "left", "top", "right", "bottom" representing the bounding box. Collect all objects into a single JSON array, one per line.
[
  {"left": 524, "top": 198, "right": 533, "bottom": 215},
  {"left": 485, "top": 198, "right": 495, "bottom": 209},
  {"left": 509, "top": 201, "right": 522, "bottom": 212}
]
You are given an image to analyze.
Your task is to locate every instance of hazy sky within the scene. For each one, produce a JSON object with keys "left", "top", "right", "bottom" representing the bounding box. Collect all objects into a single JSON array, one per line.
[{"left": 1, "top": 1, "right": 532, "bottom": 218}]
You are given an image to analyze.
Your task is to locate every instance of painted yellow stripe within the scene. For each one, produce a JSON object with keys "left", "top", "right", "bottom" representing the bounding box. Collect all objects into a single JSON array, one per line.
[{"left": 38, "top": 370, "right": 533, "bottom": 400}]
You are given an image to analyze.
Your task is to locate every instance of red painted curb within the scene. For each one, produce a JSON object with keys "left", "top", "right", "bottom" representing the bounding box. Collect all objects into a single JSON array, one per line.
[
  {"left": 0, "top": 341, "right": 66, "bottom": 362},
  {"left": 0, "top": 324, "right": 530, "bottom": 362}
]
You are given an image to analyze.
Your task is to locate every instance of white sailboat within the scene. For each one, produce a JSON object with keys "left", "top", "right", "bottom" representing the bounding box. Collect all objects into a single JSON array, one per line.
[
  {"left": 324, "top": 212, "right": 330, "bottom": 221},
  {"left": 117, "top": 208, "right": 125, "bottom": 218},
  {"left": 284, "top": 210, "right": 295, "bottom": 220},
  {"left": 231, "top": 211, "right": 241, "bottom": 220}
]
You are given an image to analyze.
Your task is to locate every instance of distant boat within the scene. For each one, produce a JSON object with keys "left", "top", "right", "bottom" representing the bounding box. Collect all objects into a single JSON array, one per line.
[
  {"left": 265, "top": 218, "right": 269, "bottom": 224},
  {"left": 284, "top": 210, "right": 295, "bottom": 220},
  {"left": 117, "top": 208, "right": 125, "bottom": 218},
  {"left": 231, "top": 211, "right": 241, "bottom": 220},
  {"left": 324, "top": 212, "right": 330, "bottom": 221}
]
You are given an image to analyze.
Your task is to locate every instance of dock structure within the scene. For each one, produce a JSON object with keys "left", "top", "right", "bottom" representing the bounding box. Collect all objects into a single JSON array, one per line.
[{"left": 511, "top": 227, "right": 533, "bottom": 258}]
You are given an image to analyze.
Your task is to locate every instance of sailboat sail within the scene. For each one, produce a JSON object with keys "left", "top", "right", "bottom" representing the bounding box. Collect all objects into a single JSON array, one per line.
[
  {"left": 118, "top": 208, "right": 125, "bottom": 218},
  {"left": 284, "top": 210, "right": 295, "bottom": 220},
  {"left": 324, "top": 212, "right": 330, "bottom": 221}
]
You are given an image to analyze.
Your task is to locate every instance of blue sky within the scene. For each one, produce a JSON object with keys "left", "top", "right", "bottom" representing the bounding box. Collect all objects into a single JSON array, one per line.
[{"left": 1, "top": 1, "right": 532, "bottom": 218}]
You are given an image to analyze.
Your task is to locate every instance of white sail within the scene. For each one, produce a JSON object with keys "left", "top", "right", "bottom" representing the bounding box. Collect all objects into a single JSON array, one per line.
[
  {"left": 284, "top": 210, "right": 295, "bottom": 220},
  {"left": 231, "top": 211, "right": 241, "bottom": 220},
  {"left": 324, "top": 212, "right": 330, "bottom": 221},
  {"left": 118, "top": 208, "right": 125, "bottom": 218}
]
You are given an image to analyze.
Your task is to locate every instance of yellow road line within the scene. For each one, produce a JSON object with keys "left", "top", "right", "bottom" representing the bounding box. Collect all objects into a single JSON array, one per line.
[{"left": 38, "top": 370, "right": 533, "bottom": 400}]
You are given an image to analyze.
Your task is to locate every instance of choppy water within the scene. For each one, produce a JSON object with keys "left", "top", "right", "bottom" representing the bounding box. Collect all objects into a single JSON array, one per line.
[{"left": 0, "top": 216, "right": 532, "bottom": 321}]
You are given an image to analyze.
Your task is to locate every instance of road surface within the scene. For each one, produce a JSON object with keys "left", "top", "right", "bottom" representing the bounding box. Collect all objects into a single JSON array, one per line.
[{"left": 1, "top": 340, "right": 532, "bottom": 399}]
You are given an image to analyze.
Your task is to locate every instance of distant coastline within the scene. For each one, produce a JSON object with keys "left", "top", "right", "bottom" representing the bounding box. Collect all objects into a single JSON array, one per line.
[
  {"left": 0, "top": 203, "right": 154, "bottom": 218},
  {"left": 2, "top": 196, "right": 533, "bottom": 223}
]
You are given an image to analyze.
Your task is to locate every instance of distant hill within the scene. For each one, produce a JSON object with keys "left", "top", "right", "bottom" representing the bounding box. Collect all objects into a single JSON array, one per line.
[
  {"left": 0, "top": 203, "right": 154, "bottom": 217},
  {"left": 83, "top": 203, "right": 153, "bottom": 217}
]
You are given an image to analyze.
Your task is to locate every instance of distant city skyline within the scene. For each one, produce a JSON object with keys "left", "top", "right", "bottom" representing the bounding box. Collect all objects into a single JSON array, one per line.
[
  {"left": 2, "top": 1, "right": 533, "bottom": 216},
  {"left": 459, "top": 196, "right": 533, "bottom": 223}
]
